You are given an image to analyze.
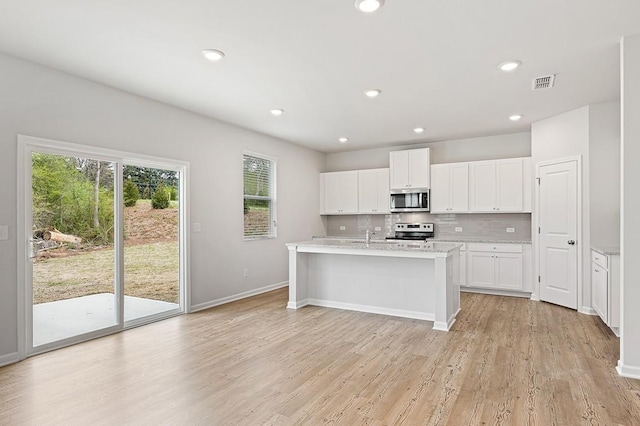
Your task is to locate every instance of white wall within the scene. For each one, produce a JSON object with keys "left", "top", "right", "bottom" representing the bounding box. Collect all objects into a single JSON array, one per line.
[
  {"left": 531, "top": 107, "right": 592, "bottom": 312},
  {"left": 325, "top": 133, "right": 531, "bottom": 172},
  {"left": 0, "top": 53, "right": 326, "bottom": 363},
  {"left": 589, "top": 102, "right": 621, "bottom": 247},
  {"left": 619, "top": 34, "right": 640, "bottom": 379}
]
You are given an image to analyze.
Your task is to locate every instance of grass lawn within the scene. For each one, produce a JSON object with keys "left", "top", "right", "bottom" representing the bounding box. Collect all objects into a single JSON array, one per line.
[{"left": 33, "top": 241, "right": 179, "bottom": 304}]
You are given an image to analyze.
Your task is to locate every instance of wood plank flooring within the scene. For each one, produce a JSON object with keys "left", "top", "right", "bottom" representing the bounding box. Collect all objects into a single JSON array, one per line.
[{"left": 1, "top": 288, "right": 639, "bottom": 425}]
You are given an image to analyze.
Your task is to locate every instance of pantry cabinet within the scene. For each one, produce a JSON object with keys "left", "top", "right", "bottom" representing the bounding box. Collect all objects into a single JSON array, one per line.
[
  {"left": 389, "top": 148, "right": 430, "bottom": 190},
  {"left": 430, "top": 163, "right": 469, "bottom": 213},
  {"left": 591, "top": 249, "right": 620, "bottom": 333},
  {"left": 319, "top": 171, "right": 358, "bottom": 214},
  {"left": 358, "top": 168, "right": 390, "bottom": 214}
]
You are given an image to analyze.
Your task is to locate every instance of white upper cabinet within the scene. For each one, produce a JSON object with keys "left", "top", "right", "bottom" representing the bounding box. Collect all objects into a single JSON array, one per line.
[
  {"left": 430, "top": 163, "right": 469, "bottom": 213},
  {"left": 358, "top": 169, "right": 390, "bottom": 214},
  {"left": 469, "top": 158, "right": 529, "bottom": 213},
  {"left": 320, "top": 171, "right": 358, "bottom": 214},
  {"left": 389, "top": 148, "right": 430, "bottom": 190}
]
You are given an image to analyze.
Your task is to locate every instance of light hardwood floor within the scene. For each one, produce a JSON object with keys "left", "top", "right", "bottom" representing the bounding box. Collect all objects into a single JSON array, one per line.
[{"left": 1, "top": 288, "right": 639, "bottom": 425}]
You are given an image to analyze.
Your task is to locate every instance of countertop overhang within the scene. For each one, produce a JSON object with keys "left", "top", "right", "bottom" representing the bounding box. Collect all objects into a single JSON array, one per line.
[{"left": 286, "top": 239, "right": 462, "bottom": 259}]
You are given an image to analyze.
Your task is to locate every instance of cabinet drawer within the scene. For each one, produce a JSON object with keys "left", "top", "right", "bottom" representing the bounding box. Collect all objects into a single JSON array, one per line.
[
  {"left": 591, "top": 250, "right": 608, "bottom": 269},
  {"left": 467, "top": 243, "right": 523, "bottom": 253}
]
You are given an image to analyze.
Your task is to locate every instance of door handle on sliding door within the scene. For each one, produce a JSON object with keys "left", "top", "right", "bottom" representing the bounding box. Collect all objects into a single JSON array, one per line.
[{"left": 28, "top": 239, "right": 38, "bottom": 259}]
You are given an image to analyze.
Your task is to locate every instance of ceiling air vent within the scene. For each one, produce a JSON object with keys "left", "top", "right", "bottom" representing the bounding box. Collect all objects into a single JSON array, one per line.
[{"left": 532, "top": 74, "right": 556, "bottom": 90}]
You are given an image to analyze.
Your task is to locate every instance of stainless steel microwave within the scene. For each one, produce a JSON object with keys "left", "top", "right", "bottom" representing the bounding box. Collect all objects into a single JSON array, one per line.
[{"left": 390, "top": 189, "right": 430, "bottom": 212}]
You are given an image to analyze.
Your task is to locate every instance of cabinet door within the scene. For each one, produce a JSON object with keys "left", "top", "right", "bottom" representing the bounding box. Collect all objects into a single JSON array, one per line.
[
  {"left": 357, "top": 169, "right": 389, "bottom": 214},
  {"left": 467, "top": 252, "right": 495, "bottom": 288},
  {"left": 450, "top": 162, "right": 469, "bottom": 212},
  {"left": 460, "top": 250, "right": 467, "bottom": 287},
  {"left": 592, "top": 262, "right": 608, "bottom": 323},
  {"left": 339, "top": 172, "right": 359, "bottom": 213},
  {"left": 494, "top": 253, "right": 523, "bottom": 291},
  {"left": 323, "top": 173, "right": 342, "bottom": 214},
  {"left": 374, "top": 169, "right": 390, "bottom": 213},
  {"left": 469, "top": 161, "right": 497, "bottom": 212},
  {"left": 496, "top": 158, "right": 523, "bottom": 212},
  {"left": 430, "top": 164, "right": 451, "bottom": 213},
  {"left": 389, "top": 150, "right": 409, "bottom": 190},
  {"left": 408, "top": 148, "right": 430, "bottom": 188},
  {"left": 358, "top": 170, "right": 376, "bottom": 213}
]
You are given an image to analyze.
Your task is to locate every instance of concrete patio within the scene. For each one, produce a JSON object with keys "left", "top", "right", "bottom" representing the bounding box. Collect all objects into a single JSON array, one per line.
[{"left": 33, "top": 293, "right": 179, "bottom": 347}]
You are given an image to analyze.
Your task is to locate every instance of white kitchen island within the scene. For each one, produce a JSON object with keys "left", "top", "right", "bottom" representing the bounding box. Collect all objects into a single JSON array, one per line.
[{"left": 286, "top": 239, "right": 462, "bottom": 331}]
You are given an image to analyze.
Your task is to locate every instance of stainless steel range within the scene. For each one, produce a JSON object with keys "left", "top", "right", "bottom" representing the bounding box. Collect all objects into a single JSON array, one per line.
[{"left": 386, "top": 223, "right": 434, "bottom": 241}]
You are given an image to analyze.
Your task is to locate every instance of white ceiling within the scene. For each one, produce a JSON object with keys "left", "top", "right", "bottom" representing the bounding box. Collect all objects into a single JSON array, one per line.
[{"left": 1, "top": 1, "right": 639, "bottom": 153}]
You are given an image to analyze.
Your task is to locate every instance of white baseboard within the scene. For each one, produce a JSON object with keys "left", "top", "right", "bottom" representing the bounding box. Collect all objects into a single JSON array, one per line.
[
  {"left": 461, "top": 287, "right": 531, "bottom": 298},
  {"left": 190, "top": 281, "right": 288, "bottom": 313},
  {"left": 579, "top": 306, "right": 598, "bottom": 315},
  {"left": 0, "top": 351, "right": 20, "bottom": 367},
  {"left": 307, "top": 298, "right": 436, "bottom": 322},
  {"left": 616, "top": 360, "right": 640, "bottom": 380},
  {"left": 287, "top": 299, "right": 308, "bottom": 309}
]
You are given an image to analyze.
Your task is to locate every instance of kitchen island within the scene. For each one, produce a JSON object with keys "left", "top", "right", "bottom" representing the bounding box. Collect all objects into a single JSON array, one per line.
[{"left": 286, "top": 239, "right": 462, "bottom": 331}]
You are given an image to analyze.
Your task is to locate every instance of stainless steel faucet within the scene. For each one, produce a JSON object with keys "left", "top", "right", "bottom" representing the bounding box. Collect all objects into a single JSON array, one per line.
[{"left": 365, "top": 229, "right": 375, "bottom": 244}]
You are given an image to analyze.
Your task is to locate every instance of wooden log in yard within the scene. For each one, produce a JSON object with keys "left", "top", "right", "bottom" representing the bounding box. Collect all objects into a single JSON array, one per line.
[{"left": 43, "top": 229, "right": 82, "bottom": 244}]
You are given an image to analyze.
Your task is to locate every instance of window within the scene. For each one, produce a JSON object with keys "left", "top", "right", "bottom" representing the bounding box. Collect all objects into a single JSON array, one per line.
[{"left": 243, "top": 152, "right": 276, "bottom": 239}]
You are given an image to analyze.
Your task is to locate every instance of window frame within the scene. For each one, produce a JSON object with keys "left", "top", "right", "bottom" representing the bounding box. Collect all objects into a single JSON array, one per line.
[{"left": 243, "top": 151, "right": 277, "bottom": 240}]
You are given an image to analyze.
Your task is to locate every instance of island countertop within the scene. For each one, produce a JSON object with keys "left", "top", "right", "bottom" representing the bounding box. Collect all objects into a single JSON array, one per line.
[{"left": 286, "top": 239, "right": 463, "bottom": 257}]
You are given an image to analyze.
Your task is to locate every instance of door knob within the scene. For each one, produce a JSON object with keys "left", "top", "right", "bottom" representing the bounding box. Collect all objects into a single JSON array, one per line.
[{"left": 568, "top": 240, "right": 576, "bottom": 245}]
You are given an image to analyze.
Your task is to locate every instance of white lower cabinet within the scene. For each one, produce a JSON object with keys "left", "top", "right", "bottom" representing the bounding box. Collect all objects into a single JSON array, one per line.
[
  {"left": 466, "top": 243, "right": 525, "bottom": 292},
  {"left": 591, "top": 249, "right": 620, "bottom": 333}
]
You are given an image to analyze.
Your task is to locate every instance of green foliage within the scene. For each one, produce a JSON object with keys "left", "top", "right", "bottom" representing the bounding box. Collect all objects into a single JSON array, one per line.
[
  {"left": 123, "top": 179, "right": 140, "bottom": 207},
  {"left": 151, "top": 184, "right": 170, "bottom": 209},
  {"left": 32, "top": 153, "right": 114, "bottom": 245},
  {"left": 124, "top": 165, "right": 178, "bottom": 199},
  {"left": 168, "top": 186, "right": 177, "bottom": 201}
]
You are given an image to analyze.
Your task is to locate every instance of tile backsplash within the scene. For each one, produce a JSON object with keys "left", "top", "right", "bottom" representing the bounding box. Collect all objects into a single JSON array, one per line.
[{"left": 325, "top": 213, "right": 532, "bottom": 241}]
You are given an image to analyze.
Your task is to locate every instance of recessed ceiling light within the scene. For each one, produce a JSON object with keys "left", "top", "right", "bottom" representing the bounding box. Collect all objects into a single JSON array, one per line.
[
  {"left": 364, "top": 89, "right": 382, "bottom": 98},
  {"left": 509, "top": 114, "right": 523, "bottom": 121},
  {"left": 499, "top": 60, "right": 522, "bottom": 72},
  {"left": 355, "top": 0, "right": 385, "bottom": 13},
  {"left": 413, "top": 127, "right": 425, "bottom": 134},
  {"left": 270, "top": 109, "right": 284, "bottom": 116},
  {"left": 339, "top": 137, "right": 349, "bottom": 143},
  {"left": 202, "top": 49, "right": 225, "bottom": 62}
]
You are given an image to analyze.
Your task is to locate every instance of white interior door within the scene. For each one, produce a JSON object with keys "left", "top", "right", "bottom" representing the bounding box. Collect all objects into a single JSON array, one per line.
[{"left": 538, "top": 160, "right": 578, "bottom": 309}]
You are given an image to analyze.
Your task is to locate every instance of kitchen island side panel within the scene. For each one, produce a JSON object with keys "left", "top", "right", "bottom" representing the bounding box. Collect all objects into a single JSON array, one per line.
[{"left": 307, "top": 253, "right": 436, "bottom": 316}]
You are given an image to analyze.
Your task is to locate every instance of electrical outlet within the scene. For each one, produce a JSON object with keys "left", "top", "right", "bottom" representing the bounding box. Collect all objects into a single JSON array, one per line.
[
  {"left": 455, "top": 227, "right": 463, "bottom": 232},
  {"left": 243, "top": 268, "right": 249, "bottom": 278},
  {"left": 374, "top": 226, "right": 381, "bottom": 231},
  {"left": 339, "top": 226, "right": 346, "bottom": 231},
  {"left": 506, "top": 227, "right": 515, "bottom": 233},
  {"left": 193, "top": 223, "right": 202, "bottom": 233},
  {"left": 0, "top": 225, "right": 7, "bottom": 241}
]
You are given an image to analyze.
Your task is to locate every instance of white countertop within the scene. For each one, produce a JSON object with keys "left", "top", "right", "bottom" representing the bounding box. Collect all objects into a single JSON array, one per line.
[
  {"left": 287, "top": 239, "right": 463, "bottom": 255},
  {"left": 314, "top": 236, "right": 532, "bottom": 245},
  {"left": 592, "top": 246, "right": 620, "bottom": 256}
]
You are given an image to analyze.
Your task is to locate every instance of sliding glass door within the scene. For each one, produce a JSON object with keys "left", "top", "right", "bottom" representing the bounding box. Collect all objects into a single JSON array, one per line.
[{"left": 20, "top": 136, "right": 188, "bottom": 355}]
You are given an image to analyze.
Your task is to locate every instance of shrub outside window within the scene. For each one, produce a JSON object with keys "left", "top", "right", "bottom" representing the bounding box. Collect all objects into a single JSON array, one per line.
[{"left": 243, "top": 152, "right": 277, "bottom": 239}]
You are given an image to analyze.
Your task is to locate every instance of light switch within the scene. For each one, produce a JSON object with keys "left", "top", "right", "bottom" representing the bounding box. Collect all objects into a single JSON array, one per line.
[
  {"left": 339, "top": 226, "right": 346, "bottom": 231},
  {"left": 193, "top": 223, "right": 202, "bottom": 233},
  {"left": 506, "top": 227, "right": 515, "bottom": 233},
  {"left": 455, "top": 227, "right": 462, "bottom": 232},
  {"left": 0, "top": 225, "right": 8, "bottom": 241}
]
